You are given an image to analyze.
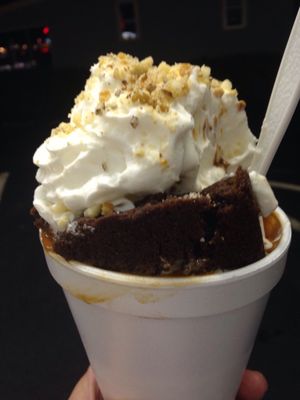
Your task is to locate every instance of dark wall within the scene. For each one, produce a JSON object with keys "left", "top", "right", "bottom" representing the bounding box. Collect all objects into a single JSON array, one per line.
[
  {"left": 136, "top": 1, "right": 295, "bottom": 61},
  {"left": 0, "top": 0, "right": 297, "bottom": 68},
  {"left": 51, "top": 0, "right": 296, "bottom": 67}
]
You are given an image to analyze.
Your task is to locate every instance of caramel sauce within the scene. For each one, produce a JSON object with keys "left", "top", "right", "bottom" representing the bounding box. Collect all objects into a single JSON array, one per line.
[
  {"left": 263, "top": 211, "right": 282, "bottom": 253},
  {"left": 41, "top": 230, "right": 54, "bottom": 252}
]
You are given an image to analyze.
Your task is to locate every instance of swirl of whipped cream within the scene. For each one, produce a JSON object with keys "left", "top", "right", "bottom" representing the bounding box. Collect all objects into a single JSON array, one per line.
[{"left": 33, "top": 53, "right": 258, "bottom": 231}]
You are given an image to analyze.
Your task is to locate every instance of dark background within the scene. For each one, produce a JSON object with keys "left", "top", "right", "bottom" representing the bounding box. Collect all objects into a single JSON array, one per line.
[{"left": 0, "top": 1, "right": 299, "bottom": 399}]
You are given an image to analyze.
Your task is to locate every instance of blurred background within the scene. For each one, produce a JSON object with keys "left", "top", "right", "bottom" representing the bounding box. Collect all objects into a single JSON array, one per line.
[{"left": 0, "top": 0, "right": 299, "bottom": 398}]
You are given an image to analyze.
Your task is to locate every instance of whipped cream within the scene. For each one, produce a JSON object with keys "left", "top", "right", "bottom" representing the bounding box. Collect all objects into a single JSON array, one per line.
[{"left": 33, "top": 53, "right": 263, "bottom": 231}]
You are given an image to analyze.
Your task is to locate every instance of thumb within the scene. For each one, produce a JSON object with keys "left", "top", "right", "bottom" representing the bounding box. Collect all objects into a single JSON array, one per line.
[
  {"left": 236, "top": 370, "right": 268, "bottom": 400},
  {"left": 68, "top": 367, "right": 103, "bottom": 400}
]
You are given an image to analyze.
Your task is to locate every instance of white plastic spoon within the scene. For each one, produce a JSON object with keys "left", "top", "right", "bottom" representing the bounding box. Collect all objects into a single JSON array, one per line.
[{"left": 250, "top": 7, "right": 300, "bottom": 175}]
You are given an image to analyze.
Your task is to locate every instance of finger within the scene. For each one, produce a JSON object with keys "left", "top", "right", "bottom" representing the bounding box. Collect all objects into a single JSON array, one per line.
[
  {"left": 236, "top": 370, "right": 268, "bottom": 400},
  {"left": 68, "top": 367, "right": 103, "bottom": 400}
]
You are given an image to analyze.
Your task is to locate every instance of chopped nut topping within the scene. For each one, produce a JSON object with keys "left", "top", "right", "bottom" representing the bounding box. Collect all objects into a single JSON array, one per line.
[
  {"left": 100, "top": 89, "right": 111, "bottom": 102},
  {"left": 219, "top": 106, "right": 226, "bottom": 118},
  {"left": 102, "top": 202, "right": 114, "bottom": 216},
  {"left": 159, "top": 154, "right": 169, "bottom": 168},
  {"left": 213, "top": 88, "right": 224, "bottom": 98},
  {"left": 51, "top": 122, "right": 73, "bottom": 136},
  {"left": 75, "top": 91, "right": 84, "bottom": 104},
  {"left": 192, "top": 128, "right": 198, "bottom": 140},
  {"left": 130, "top": 115, "right": 139, "bottom": 128},
  {"left": 60, "top": 53, "right": 244, "bottom": 135},
  {"left": 84, "top": 202, "right": 115, "bottom": 218},
  {"left": 84, "top": 204, "right": 102, "bottom": 218},
  {"left": 237, "top": 100, "right": 246, "bottom": 111},
  {"left": 88, "top": 53, "right": 204, "bottom": 113},
  {"left": 84, "top": 112, "right": 94, "bottom": 124},
  {"left": 214, "top": 145, "right": 229, "bottom": 170},
  {"left": 134, "top": 148, "right": 145, "bottom": 157},
  {"left": 51, "top": 200, "right": 68, "bottom": 213},
  {"left": 221, "top": 79, "right": 233, "bottom": 91},
  {"left": 95, "top": 107, "right": 103, "bottom": 115},
  {"left": 179, "top": 63, "right": 192, "bottom": 76},
  {"left": 146, "top": 82, "right": 156, "bottom": 93},
  {"left": 72, "top": 113, "right": 81, "bottom": 127}
]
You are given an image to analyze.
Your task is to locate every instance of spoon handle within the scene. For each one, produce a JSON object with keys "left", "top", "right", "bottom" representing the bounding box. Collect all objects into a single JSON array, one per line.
[{"left": 250, "top": 8, "right": 300, "bottom": 175}]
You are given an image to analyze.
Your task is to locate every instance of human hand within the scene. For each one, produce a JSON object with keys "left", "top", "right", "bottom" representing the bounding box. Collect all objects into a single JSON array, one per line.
[
  {"left": 68, "top": 367, "right": 102, "bottom": 400},
  {"left": 68, "top": 367, "right": 268, "bottom": 400},
  {"left": 236, "top": 370, "right": 268, "bottom": 400}
]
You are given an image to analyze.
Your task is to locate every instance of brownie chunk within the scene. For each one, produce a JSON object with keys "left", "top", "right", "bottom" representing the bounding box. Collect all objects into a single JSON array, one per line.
[{"left": 32, "top": 168, "right": 265, "bottom": 276}]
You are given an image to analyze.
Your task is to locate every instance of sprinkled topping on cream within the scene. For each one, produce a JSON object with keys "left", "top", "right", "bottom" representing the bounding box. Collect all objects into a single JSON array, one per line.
[{"left": 33, "top": 52, "right": 258, "bottom": 231}]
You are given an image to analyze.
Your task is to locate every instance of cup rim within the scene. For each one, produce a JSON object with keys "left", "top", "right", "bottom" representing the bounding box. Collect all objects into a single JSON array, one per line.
[{"left": 44, "top": 207, "right": 291, "bottom": 289}]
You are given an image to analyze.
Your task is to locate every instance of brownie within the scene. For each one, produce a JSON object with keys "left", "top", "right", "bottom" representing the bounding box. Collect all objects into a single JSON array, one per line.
[{"left": 32, "top": 168, "right": 265, "bottom": 276}]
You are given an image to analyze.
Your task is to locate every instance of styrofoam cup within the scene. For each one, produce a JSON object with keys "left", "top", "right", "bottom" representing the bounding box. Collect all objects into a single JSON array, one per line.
[{"left": 43, "top": 208, "right": 291, "bottom": 400}]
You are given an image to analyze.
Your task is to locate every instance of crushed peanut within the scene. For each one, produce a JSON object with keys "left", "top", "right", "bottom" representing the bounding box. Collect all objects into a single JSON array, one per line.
[
  {"left": 83, "top": 202, "right": 115, "bottom": 218},
  {"left": 159, "top": 154, "right": 169, "bottom": 168},
  {"left": 237, "top": 100, "right": 246, "bottom": 111},
  {"left": 130, "top": 115, "right": 139, "bottom": 128},
  {"left": 55, "top": 53, "right": 242, "bottom": 137},
  {"left": 84, "top": 204, "right": 102, "bottom": 218},
  {"left": 100, "top": 89, "right": 111, "bottom": 102},
  {"left": 51, "top": 122, "right": 74, "bottom": 136},
  {"left": 213, "top": 88, "right": 224, "bottom": 98},
  {"left": 101, "top": 202, "right": 114, "bottom": 216},
  {"left": 93, "top": 53, "right": 238, "bottom": 113},
  {"left": 134, "top": 148, "right": 145, "bottom": 157},
  {"left": 213, "top": 145, "right": 229, "bottom": 170}
]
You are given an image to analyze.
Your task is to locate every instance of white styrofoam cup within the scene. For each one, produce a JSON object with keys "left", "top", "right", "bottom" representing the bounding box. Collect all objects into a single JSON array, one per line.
[{"left": 43, "top": 208, "right": 291, "bottom": 400}]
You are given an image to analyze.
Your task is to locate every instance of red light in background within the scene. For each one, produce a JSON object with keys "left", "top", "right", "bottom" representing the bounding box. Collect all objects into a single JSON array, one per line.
[
  {"left": 40, "top": 46, "right": 49, "bottom": 54},
  {"left": 43, "top": 26, "right": 50, "bottom": 35}
]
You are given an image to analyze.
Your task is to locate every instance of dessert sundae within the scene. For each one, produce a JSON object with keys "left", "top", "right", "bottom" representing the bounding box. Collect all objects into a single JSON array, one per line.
[{"left": 32, "top": 52, "right": 279, "bottom": 276}]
